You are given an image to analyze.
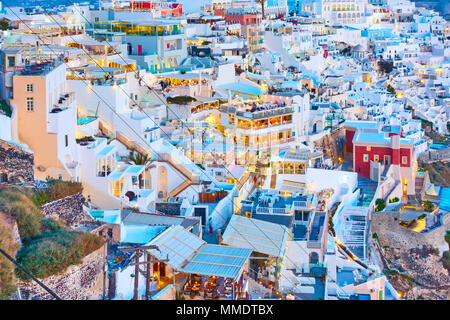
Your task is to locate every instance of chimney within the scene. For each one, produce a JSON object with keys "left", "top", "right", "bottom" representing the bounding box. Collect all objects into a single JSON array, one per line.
[{"left": 390, "top": 134, "right": 400, "bottom": 165}]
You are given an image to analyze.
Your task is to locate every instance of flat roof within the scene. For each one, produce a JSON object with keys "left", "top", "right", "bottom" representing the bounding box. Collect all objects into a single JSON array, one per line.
[
  {"left": 180, "top": 244, "right": 252, "bottom": 280},
  {"left": 344, "top": 120, "right": 379, "bottom": 130},
  {"left": 122, "top": 210, "right": 199, "bottom": 229},
  {"left": 218, "top": 82, "right": 264, "bottom": 97},
  {"left": 222, "top": 215, "right": 289, "bottom": 258}
]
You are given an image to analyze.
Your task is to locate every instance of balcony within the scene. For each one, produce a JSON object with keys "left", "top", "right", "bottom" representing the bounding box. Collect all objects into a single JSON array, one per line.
[
  {"left": 47, "top": 93, "right": 75, "bottom": 134},
  {"left": 50, "top": 92, "right": 76, "bottom": 113},
  {"left": 255, "top": 206, "right": 290, "bottom": 215},
  {"left": 121, "top": 189, "right": 155, "bottom": 210}
]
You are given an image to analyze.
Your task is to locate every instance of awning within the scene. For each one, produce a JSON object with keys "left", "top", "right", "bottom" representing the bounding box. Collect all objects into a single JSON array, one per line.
[
  {"left": 96, "top": 145, "right": 115, "bottom": 158},
  {"left": 147, "top": 225, "right": 205, "bottom": 269},
  {"left": 179, "top": 244, "right": 252, "bottom": 281},
  {"left": 107, "top": 170, "right": 125, "bottom": 181},
  {"left": 221, "top": 215, "right": 289, "bottom": 258},
  {"left": 123, "top": 165, "right": 145, "bottom": 176}
]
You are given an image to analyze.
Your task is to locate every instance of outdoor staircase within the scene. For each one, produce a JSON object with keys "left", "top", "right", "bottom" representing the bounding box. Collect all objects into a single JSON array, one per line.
[
  {"left": 158, "top": 152, "right": 201, "bottom": 197},
  {"left": 357, "top": 176, "right": 378, "bottom": 207},
  {"left": 247, "top": 278, "right": 272, "bottom": 296},
  {"left": 168, "top": 179, "right": 192, "bottom": 198},
  {"left": 324, "top": 134, "right": 335, "bottom": 163},
  {"left": 415, "top": 174, "right": 425, "bottom": 201}
]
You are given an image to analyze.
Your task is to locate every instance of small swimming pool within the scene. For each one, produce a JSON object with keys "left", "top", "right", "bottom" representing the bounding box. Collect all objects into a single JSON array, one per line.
[
  {"left": 429, "top": 144, "right": 447, "bottom": 150},
  {"left": 88, "top": 209, "right": 121, "bottom": 224},
  {"left": 439, "top": 188, "right": 450, "bottom": 212},
  {"left": 77, "top": 117, "right": 97, "bottom": 126}
]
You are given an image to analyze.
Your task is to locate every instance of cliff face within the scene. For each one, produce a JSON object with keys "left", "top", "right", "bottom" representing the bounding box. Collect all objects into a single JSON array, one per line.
[
  {"left": 0, "top": 139, "right": 34, "bottom": 183},
  {"left": 17, "top": 244, "right": 108, "bottom": 300},
  {"left": 0, "top": 211, "right": 21, "bottom": 299}
]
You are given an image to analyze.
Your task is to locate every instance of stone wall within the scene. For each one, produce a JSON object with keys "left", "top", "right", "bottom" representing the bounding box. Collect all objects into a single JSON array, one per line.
[
  {"left": 0, "top": 139, "right": 34, "bottom": 183},
  {"left": 40, "top": 193, "right": 86, "bottom": 229},
  {"left": 18, "top": 244, "right": 108, "bottom": 300},
  {"left": 155, "top": 202, "right": 181, "bottom": 216},
  {"left": 372, "top": 210, "right": 450, "bottom": 250}
]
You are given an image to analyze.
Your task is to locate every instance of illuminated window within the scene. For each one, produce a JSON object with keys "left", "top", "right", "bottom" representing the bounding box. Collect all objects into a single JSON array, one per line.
[
  {"left": 366, "top": 146, "right": 371, "bottom": 151},
  {"left": 402, "top": 156, "right": 408, "bottom": 165},
  {"left": 363, "top": 154, "right": 369, "bottom": 162},
  {"left": 374, "top": 154, "right": 379, "bottom": 162}
]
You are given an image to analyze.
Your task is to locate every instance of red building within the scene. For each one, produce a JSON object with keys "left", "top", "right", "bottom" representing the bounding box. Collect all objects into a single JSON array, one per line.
[
  {"left": 345, "top": 120, "right": 403, "bottom": 155},
  {"left": 130, "top": 1, "right": 183, "bottom": 17},
  {"left": 353, "top": 130, "right": 414, "bottom": 180},
  {"left": 224, "top": 9, "right": 262, "bottom": 25}
]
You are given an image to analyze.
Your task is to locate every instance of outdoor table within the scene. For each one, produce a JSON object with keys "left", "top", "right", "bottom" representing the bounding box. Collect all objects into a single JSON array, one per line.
[{"left": 191, "top": 285, "right": 200, "bottom": 292}]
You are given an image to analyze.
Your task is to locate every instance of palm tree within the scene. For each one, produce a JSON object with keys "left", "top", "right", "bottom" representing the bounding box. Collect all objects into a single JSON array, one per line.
[{"left": 126, "top": 149, "right": 152, "bottom": 166}]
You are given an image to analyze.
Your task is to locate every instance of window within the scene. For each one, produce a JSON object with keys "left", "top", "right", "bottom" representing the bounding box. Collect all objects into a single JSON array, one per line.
[
  {"left": 402, "top": 156, "right": 408, "bottom": 165},
  {"left": 65, "top": 135, "right": 68, "bottom": 147},
  {"left": 366, "top": 146, "right": 371, "bottom": 151},
  {"left": 7, "top": 56, "right": 15, "bottom": 67},
  {"left": 26, "top": 84, "right": 33, "bottom": 92},
  {"left": 374, "top": 154, "right": 379, "bottom": 162},
  {"left": 26, "top": 97, "right": 34, "bottom": 112},
  {"left": 363, "top": 154, "right": 369, "bottom": 162}
]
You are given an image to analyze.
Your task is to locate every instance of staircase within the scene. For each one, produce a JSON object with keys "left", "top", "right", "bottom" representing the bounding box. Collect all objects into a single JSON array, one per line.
[
  {"left": 415, "top": 174, "right": 425, "bottom": 201},
  {"left": 158, "top": 152, "right": 201, "bottom": 197},
  {"left": 357, "top": 176, "right": 378, "bottom": 207},
  {"left": 324, "top": 134, "right": 335, "bottom": 163},
  {"left": 168, "top": 179, "right": 193, "bottom": 198}
]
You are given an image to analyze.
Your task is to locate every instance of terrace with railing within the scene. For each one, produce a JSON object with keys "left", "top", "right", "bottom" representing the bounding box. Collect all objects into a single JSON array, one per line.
[
  {"left": 50, "top": 92, "right": 76, "bottom": 113},
  {"left": 220, "top": 103, "right": 294, "bottom": 120},
  {"left": 92, "top": 22, "right": 184, "bottom": 37},
  {"left": 16, "top": 60, "right": 62, "bottom": 76}
]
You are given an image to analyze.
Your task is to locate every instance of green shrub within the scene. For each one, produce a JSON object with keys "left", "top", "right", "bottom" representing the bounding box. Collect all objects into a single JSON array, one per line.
[
  {"left": 40, "top": 218, "right": 64, "bottom": 232},
  {"left": 389, "top": 197, "right": 399, "bottom": 203},
  {"left": 443, "top": 251, "right": 450, "bottom": 269},
  {"left": 166, "top": 96, "right": 197, "bottom": 105},
  {"left": 0, "top": 223, "right": 19, "bottom": 300},
  {"left": 44, "top": 179, "right": 83, "bottom": 203},
  {"left": 15, "top": 229, "right": 104, "bottom": 280},
  {"left": 0, "top": 189, "right": 43, "bottom": 242},
  {"left": 422, "top": 200, "right": 434, "bottom": 212},
  {"left": 0, "top": 100, "right": 12, "bottom": 117},
  {"left": 375, "top": 198, "right": 386, "bottom": 212},
  {"left": 31, "top": 191, "right": 52, "bottom": 206},
  {"left": 386, "top": 84, "right": 396, "bottom": 95}
]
